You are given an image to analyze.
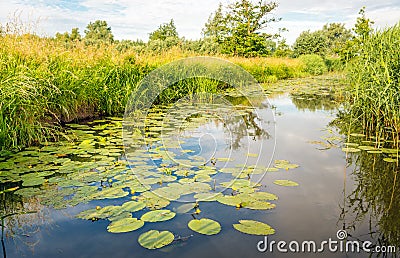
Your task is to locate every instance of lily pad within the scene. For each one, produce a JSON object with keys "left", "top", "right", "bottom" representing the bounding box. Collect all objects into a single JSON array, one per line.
[
  {"left": 273, "top": 180, "right": 299, "bottom": 187},
  {"left": 141, "top": 209, "right": 176, "bottom": 222},
  {"left": 341, "top": 147, "right": 360, "bottom": 153},
  {"left": 121, "top": 201, "right": 146, "bottom": 213},
  {"left": 194, "top": 192, "right": 223, "bottom": 202},
  {"left": 174, "top": 203, "right": 195, "bottom": 214},
  {"left": 107, "top": 218, "right": 144, "bottom": 233},
  {"left": 383, "top": 158, "right": 397, "bottom": 163},
  {"left": 22, "top": 176, "right": 45, "bottom": 187},
  {"left": 233, "top": 220, "right": 275, "bottom": 235},
  {"left": 138, "top": 230, "right": 175, "bottom": 250},
  {"left": 274, "top": 160, "right": 299, "bottom": 170},
  {"left": 188, "top": 218, "right": 221, "bottom": 235}
]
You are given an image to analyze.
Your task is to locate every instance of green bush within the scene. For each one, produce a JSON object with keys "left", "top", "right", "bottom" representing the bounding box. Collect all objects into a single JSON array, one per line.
[
  {"left": 324, "top": 56, "right": 344, "bottom": 71},
  {"left": 299, "top": 54, "right": 328, "bottom": 75}
]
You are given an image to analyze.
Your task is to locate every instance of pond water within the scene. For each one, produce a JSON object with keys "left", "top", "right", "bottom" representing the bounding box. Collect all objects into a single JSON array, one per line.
[{"left": 1, "top": 90, "right": 398, "bottom": 257}]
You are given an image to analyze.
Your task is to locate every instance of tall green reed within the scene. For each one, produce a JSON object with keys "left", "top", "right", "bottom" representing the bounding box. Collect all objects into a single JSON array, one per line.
[{"left": 346, "top": 23, "right": 400, "bottom": 147}]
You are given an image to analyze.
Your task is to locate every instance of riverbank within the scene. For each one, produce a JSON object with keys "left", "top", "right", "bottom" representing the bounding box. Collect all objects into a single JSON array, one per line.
[{"left": 0, "top": 34, "right": 331, "bottom": 150}]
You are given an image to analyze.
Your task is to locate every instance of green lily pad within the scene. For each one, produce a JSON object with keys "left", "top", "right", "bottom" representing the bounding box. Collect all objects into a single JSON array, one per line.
[
  {"left": 273, "top": 180, "right": 299, "bottom": 187},
  {"left": 233, "top": 220, "right": 275, "bottom": 235},
  {"left": 194, "top": 192, "right": 223, "bottom": 202},
  {"left": 188, "top": 218, "right": 221, "bottom": 235},
  {"left": 121, "top": 201, "right": 146, "bottom": 213},
  {"left": 383, "top": 158, "right": 397, "bottom": 163},
  {"left": 138, "top": 230, "right": 175, "bottom": 250},
  {"left": 174, "top": 203, "right": 195, "bottom": 214},
  {"left": 247, "top": 153, "right": 259, "bottom": 157},
  {"left": 138, "top": 192, "right": 170, "bottom": 210},
  {"left": 358, "top": 145, "right": 377, "bottom": 151},
  {"left": 107, "top": 218, "right": 144, "bottom": 233},
  {"left": 341, "top": 147, "right": 360, "bottom": 153},
  {"left": 141, "top": 209, "right": 176, "bottom": 222},
  {"left": 350, "top": 133, "right": 365, "bottom": 137},
  {"left": 216, "top": 157, "right": 233, "bottom": 162},
  {"left": 274, "top": 160, "right": 299, "bottom": 170},
  {"left": 90, "top": 187, "right": 129, "bottom": 200},
  {"left": 22, "top": 176, "right": 45, "bottom": 187}
]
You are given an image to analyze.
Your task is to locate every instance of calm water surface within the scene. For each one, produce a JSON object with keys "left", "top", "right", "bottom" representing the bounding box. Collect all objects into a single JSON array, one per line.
[{"left": 3, "top": 93, "right": 394, "bottom": 258}]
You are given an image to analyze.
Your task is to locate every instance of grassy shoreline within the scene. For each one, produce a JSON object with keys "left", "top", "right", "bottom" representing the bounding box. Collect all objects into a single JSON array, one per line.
[{"left": 0, "top": 34, "right": 321, "bottom": 150}]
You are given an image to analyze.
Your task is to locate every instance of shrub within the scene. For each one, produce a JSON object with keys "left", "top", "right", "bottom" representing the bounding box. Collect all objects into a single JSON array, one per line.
[{"left": 299, "top": 54, "right": 328, "bottom": 75}]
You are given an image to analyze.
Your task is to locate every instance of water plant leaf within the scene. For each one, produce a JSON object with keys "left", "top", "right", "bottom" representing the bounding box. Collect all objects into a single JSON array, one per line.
[
  {"left": 274, "top": 160, "right": 299, "bottom": 170},
  {"left": 273, "top": 180, "right": 299, "bottom": 187},
  {"left": 107, "top": 218, "right": 144, "bottom": 233},
  {"left": 383, "top": 158, "right": 397, "bottom": 163},
  {"left": 138, "top": 230, "right": 175, "bottom": 250},
  {"left": 174, "top": 203, "right": 195, "bottom": 214},
  {"left": 341, "top": 147, "right": 360, "bottom": 153},
  {"left": 90, "top": 187, "right": 129, "bottom": 199},
  {"left": 121, "top": 201, "right": 146, "bottom": 213},
  {"left": 22, "top": 176, "right": 45, "bottom": 187},
  {"left": 233, "top": 220, "right": 275, "bottom": 235},
  {"left": 247, "top": 153, "right": 258, "bottom": 157},
  {"left": 188, "top": 218, "right": 221, "bottom": 235},
  {"left": 141, "top": 209, "right": 176, "bottom": 222},
  {"left": 194, "top": 192, "right": 223, "bottom": 202},
  {"left": 138, "top": 192, "right": 170, "bottom": 210}
]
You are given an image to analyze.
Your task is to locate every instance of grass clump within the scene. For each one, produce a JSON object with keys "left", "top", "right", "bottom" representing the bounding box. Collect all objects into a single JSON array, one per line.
[
  {"left": 298, "top": 54, "right": 328, "bottom": 75},
  {"left": 345, "top": 23, "right": 400, "bottom": 146}
]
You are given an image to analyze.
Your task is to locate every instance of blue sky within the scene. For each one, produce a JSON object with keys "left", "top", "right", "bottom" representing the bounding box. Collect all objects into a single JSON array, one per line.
[{"left": 1, "top": 0, "right": 399, "bottom": 44}]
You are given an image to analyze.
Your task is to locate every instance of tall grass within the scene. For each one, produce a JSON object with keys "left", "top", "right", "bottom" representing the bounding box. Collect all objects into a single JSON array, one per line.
[
  {"left": 0, "top": 33, "right": 314, "bottom": 150},
  {"left": 345, "top": 23, "right": 400, "bottom": 147}
]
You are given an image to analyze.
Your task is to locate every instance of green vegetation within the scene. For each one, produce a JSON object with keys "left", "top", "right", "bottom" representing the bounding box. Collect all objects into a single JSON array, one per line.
[
  {"left": 203, "top": 0, "right": 281, "bottom": 56},
  {"left": 0, "top": 31, "right": 308, "bottom": 150},
  {"left": 298, "top": 54, "right": 327, "bottom": 75},
  {"left": 342, "top": 23, "right": 400, "bottom": 148}
]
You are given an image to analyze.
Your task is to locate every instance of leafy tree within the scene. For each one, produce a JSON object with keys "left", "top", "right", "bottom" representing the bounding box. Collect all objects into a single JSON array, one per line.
[
  {"left": 203, "top": 0, "right": 281, "bottom": 57},
  {"left": 273, "top": 39, "right": 292, "bottom": 57},
  {"left": 70, "top": 28, "right": 81, "bottom": 41},
  {"left": 202, "top": 3, "right": 228, "bottom": 43},
  {"left": 340, "top": 7, "right": 375, "bottom": 61},
  {"left": 353, "top": 7, "right": 374, "bottom": 39},
  {"left": 292, "top": 30, "right": 327, "bottom": 57},
  {"left": 55, "top": 27, "right": 81, "bottom": 45},
  {"left": 293, "top": 23, "right": 352, "bottom": 57},
  {"left": 84, "top": 20, "right": 114, "bottom": 45},
  {"left": 321, "top": 23, "right": 352, "bottom": 55},
  {"left": 149, "top": 19, "right": 179, "bottom": 41}
]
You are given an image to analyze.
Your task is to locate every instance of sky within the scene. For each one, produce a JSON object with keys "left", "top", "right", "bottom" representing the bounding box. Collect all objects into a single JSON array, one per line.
[{"left": 0, "top": 0, "right": 399, "bottom": 45}]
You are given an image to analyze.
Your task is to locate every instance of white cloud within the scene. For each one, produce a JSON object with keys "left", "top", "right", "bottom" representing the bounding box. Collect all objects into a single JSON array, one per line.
[{"left": 0, "top": 0, "right": 399, "bottom": 44}]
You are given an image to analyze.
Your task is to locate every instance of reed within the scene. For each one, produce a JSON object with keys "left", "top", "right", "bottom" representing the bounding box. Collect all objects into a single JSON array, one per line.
[
  {"left": 0, "top": 33, "right": 315, "bottom": 150},
  {"left": 345, "top": 23, "right": 400, "bottom": 147}
]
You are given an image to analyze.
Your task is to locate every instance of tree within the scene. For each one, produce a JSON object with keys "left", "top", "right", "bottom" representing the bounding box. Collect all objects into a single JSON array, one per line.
[
  {"left": 55, "top": 27, "right": 81, "bottom": 44},
  {"left": 202, "top": 3, "right": 227, "bottom": 42},
  {"left": 70, "top": 28, "right": 81, "bottom": 41},
  {"left": 340, "top": 7, "right": 375, "bottom": 61},
  {"left": 274, "top": 39, "right": 292, "bottom": 57},
  {"left": 293, "top": 23, "right": 352, "bottom": 57},
  {"left": 84, "top": 20, "right": 114, "bottom": 45},
  {"left": 149, "top": 19, "right": 179, "bottom": 41},
  {"left": 203, "top": 0, "right": 281, "bottom": 56},
  {"left": 353, "top": 7, "right": 374, "bottom": 40},
  {"left": 292, "top": 30, "right": 327, "bottom": 57},
  {"left": 321, "top": 23, "right": 352, "bottom": 55}
]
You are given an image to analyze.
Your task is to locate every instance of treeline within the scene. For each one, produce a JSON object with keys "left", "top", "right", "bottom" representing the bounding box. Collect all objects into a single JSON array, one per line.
[{"left": 48, "top": 2, "right": 377, "bottom": 73}]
